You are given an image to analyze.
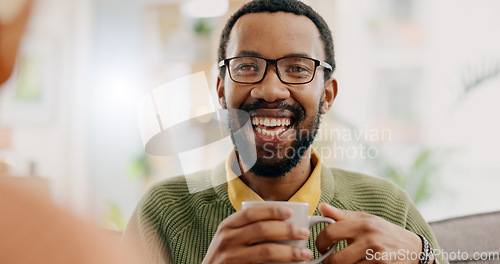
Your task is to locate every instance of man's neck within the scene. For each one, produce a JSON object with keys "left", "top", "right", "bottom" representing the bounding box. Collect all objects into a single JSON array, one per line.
[{"left": 237, "top": 148, "right": 313, "bottom": 201}]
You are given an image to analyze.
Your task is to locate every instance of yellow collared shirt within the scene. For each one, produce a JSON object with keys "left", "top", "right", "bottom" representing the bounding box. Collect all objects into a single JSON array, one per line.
[{"left": 226, "top": 148, "right": 321, "bottom": 215}]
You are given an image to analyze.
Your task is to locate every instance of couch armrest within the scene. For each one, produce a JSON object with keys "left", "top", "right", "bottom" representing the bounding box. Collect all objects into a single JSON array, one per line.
[{"left": 429, "top": 211, "right": 500, "bottom": 264}]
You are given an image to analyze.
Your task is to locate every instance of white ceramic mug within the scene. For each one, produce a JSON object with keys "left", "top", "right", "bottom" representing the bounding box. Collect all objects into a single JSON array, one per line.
[{"left": 241, "top": 201, "right": 337, "bottom": 264}]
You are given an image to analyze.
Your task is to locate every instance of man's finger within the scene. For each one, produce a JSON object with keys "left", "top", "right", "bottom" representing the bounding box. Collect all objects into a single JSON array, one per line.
[
  {"left": 241, "top": 243, "right": 313, "bottom": 263},
  {"left": 318, "top": 203, "right": 366, "bottom": 221},
  {"left": 315, "top": 215, "right": 383, "bottom": 253},
  {"left": 223, "top": 205, "right": 293, "bottom": 228},
  {"left": 322, "top": 241, "right": 368, "bottom": 264},
  {"left": 315, "top": 220, "right": 360, "bottom": 253},
  {"left": 354, "top": 259, "right": 372, "bottom": 264},
  {"left": 237, "top": 220, "right": 310, "bottom": 245}
]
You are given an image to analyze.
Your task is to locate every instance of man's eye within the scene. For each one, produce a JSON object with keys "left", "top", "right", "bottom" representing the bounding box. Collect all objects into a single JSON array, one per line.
[
  {"left": 236, "top": 64, "right": 259, "bottom": 71},
  {"left": 286, "top": 65, "right": 311, "bottom": 73}
]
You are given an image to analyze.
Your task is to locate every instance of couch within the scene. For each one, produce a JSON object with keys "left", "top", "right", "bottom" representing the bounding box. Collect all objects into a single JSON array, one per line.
[{"left": 429, "top": 211, "right": 500, "bottom": 264}]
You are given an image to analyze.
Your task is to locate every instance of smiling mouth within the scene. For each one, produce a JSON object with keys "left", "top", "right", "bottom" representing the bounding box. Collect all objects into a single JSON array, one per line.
[{"left": 251, "top": 117, "right": 293, "bottom": 137}]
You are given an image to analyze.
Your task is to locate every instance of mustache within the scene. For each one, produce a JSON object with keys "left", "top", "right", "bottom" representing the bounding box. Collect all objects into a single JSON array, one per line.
[{"left": 240, "top": 100, "right": 305, "bottom": 123}]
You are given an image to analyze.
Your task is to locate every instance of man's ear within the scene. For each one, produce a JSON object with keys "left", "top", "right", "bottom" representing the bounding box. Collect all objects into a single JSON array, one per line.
[
  {"left": 216, "top": 75, "right": 227, "bottom": 109},
  {"left": 321, "top": 78, "right": 338, "bottom": 114}
]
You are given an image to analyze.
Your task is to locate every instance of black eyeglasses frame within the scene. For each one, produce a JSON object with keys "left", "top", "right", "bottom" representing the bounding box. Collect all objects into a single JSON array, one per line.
[{"left": 218, "top": 56, "right": 332, "bottom": 85}]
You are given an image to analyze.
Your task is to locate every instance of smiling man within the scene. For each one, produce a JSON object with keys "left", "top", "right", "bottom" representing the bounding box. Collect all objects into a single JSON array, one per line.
[
  {"left": 218, "top": 9, "right": 336, "bottom": 204},
  {"left": 123, "top": 1, "right": 447, "bottom": 264}
]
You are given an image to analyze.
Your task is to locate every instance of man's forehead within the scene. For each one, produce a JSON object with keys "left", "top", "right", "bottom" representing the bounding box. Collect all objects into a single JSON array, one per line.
[
  {"left": 234, "top": 50, "right": 310, "bottom": 58},
  {"left": 225, "top": 12, "right": 324, "bottom": 60}
]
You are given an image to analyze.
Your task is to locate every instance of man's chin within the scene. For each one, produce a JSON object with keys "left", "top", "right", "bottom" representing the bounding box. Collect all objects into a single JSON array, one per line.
[
  {"left": 247, "top": 153, "right": 302, "bottom": 178},
  {"left": 248, "top": 161, "right": 291, "bottom": 178}
]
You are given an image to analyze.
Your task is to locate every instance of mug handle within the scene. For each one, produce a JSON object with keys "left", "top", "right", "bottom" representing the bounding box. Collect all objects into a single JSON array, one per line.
[{"left": 305, "top": 216, "right": 337, "bottom": 264}]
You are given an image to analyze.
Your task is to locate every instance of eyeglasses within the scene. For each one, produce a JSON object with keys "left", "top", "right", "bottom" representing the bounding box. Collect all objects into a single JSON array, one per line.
[{"left": 218, "top": 56, "right": 332, "bottom": 84}]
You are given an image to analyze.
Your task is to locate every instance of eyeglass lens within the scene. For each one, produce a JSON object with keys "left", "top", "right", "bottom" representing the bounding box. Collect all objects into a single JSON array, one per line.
[{"left": 228, "top": 57, "right": 316, "bottom": 84}]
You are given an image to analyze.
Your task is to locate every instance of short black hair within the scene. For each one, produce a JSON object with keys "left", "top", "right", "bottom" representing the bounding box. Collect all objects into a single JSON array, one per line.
[{"left": 218, "top": 0, "right": 335, "bottom": 80}]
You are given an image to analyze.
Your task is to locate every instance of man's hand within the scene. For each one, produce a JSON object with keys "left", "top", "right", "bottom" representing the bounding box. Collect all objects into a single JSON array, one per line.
[
  {"left": 316, "top": 203, "right": 423, "bottom": 264},
  {"left": 202, "top": 205, "right": 313, "bottom": 264}
]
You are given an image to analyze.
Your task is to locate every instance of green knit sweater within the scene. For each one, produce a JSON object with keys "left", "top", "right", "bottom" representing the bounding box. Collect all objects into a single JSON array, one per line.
[{"left": 123, "top": 162, "right": 447, "bottom": 264}]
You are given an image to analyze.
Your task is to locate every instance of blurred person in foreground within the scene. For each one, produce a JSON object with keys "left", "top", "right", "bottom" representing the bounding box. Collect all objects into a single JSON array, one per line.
[
  {"left": 0, "top": 1, "right": 138, "bottom": 263},
  {"left": 123, "top": 0, "right": 447, "bottom": 264}
]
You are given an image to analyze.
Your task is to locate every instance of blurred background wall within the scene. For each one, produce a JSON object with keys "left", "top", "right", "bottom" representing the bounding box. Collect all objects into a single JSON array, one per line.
[{"left": 0, "top": 0, "right": 499, "bottom": 229}]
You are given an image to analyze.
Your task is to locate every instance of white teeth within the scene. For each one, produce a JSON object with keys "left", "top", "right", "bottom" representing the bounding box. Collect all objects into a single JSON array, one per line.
[
  {"left": 251, "top": 117, "right": 292, "bottom": 137},
  {"left": 251, "top": 117, "right": 292, "bottom": 127},
  {"left": 254, "top": 127, "right": 287, "bottom": 137}
]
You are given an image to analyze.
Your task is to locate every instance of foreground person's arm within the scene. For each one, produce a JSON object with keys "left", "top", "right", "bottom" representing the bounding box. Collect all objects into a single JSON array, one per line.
[{"left": 0, "top": 181, "right": 140, "bottom": 264}]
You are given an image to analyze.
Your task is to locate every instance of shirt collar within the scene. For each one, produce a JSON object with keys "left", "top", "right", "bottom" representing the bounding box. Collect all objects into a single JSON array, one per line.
[{"left": 226, "top": 148, "right": 322, "bottom": 215}]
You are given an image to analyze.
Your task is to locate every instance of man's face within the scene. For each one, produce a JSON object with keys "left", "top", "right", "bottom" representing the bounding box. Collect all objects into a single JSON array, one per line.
[{"left": 218, "top": 12, "right": 336, "bottom": 178}]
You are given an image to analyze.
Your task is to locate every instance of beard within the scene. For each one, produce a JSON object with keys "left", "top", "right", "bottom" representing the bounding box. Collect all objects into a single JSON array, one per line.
[{"left": 228, "top": 99, "right": 323, "bottom": 178}]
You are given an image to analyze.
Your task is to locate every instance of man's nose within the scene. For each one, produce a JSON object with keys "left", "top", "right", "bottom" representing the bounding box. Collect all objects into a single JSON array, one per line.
[{"left": 250, "top": 66, "right": 290, "bottom": 102}]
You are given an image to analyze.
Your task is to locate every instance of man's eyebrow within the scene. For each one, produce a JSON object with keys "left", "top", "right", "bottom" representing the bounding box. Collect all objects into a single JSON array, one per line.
[
  {"left": 235, "top": 51, "right": 312, "bottom": 58},
  {"left": 236, "top": 50, "right": 262, "bottom": 57},
  {"left": 282, "top": 52, "right": 311, "bottom": 58}
]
